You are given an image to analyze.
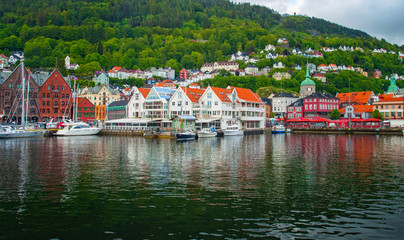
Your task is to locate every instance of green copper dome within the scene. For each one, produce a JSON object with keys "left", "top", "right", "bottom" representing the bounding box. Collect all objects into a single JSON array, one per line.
[
  {"left": 387, "top": 75, "right": 399, "bottom": 93},
  {"left": 301, "top": 63, "right": 315, "bottom": 86}
]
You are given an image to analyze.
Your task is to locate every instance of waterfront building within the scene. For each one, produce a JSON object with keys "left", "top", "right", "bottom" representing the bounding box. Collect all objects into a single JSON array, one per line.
[
  {"left": 287, "top": 98, "right": 304, "bottom": 119},
  {"left": 143, "top": 87, "right": 175, "bottom": 119},
  {"left": 373, "top": 94, "right": 404, "bottom": 119},
  {"left": 76, "top": 97, "right": 95, "bottom": 123},
  {"left": 107, "top": 100, "right": 129, "bottom": 120},
  {"left": 169, "top": 87, "right": 205, "bottom": 119},
  {"left": 300, "top": 64, "right": 316, "bottom": 98},
  {"left": 336, "top": 91, "right": 374, "bottom": 108},
  {"left": 0, "top": 63, "right": 41, "bottom": 123},
  {"left": 95, "top": 105, "right": 106, "bottom": 121},
  {"left": 127, "top": 87, "right": 150, "bottom": 118},
  {"left": 271, "top": 92, "right": 298, "bottom": 119},
  {"left": 303, "top": 92, "right": 340, "bottom": 118},
  {"left": 79, "top": 85, "right": 120, "bottom": 106},
  {"left": 39, "top": 69, "right": 72, "bottom": 122},
  {"left": 339, "top": 105, "right": 373, "bottom": 119},
  {"left": 230, "top": 86, "right": 265, "bottom": 129},
  {"left": 261, "top": 98, "right": 272, "bottom": 120}
]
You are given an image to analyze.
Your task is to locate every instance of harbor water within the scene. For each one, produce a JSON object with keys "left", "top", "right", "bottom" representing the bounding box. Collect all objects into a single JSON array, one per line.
[{"left": 0, "top": 134, "right": 403, "bottom": 239}]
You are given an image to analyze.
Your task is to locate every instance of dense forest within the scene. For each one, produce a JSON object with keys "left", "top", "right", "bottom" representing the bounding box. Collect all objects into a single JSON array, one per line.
[{"left": 0, "top": 0, "right": 403, "bottom": 95}]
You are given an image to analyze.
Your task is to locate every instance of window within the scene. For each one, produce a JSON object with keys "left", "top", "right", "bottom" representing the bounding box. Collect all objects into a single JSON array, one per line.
[
  {"left": 47, "top": 101, "right": 50, "bottom": 106},
  {"left": 42, "top": 101, "right": 45, "bottom": 106},
  {"left": 47, "top": 93, "right": 50, "bottom": 98},
  {"left": 172, "top": 102, "right": 175, "bottom": 106},
  {"left": 215, "top": 101, "right": 218, "bottom": 105},
  {"left": 48, "top": 86, "right": 50, "bottom": 90}
]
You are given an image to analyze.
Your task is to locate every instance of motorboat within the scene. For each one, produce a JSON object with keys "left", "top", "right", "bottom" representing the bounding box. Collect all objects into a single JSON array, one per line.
[
  {"left": 0, "top": 125, "right": 44, "bottom": 138},
  {"left": 55, "top": 122, "right": 100, "bottom": 136},
  {"left": 272, "top": 125, "right": 286, "bottom": 134},
  {"left": 197, "top": 127, "right": 217, "bottom": 138},
  {"left": 223, "top": 125, "right": 243, "bottom": 136},
  {"left": 176, "top": 130, "right": 196, "bottom": 140}
]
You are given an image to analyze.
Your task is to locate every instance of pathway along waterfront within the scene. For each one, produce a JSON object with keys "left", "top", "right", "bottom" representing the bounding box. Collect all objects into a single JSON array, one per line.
[{"left": 0, "top": 134, "right": 403, "bottom": 239}]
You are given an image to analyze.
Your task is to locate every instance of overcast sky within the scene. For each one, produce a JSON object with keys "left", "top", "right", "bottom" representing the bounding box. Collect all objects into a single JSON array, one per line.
[{"left": 233, "top": 0, "right": 404, "bottom": 46}]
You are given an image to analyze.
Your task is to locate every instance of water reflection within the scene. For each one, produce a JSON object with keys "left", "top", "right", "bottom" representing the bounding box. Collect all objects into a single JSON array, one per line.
[{"left": 0, "top": 134, "right": 403, "bottom": 239}]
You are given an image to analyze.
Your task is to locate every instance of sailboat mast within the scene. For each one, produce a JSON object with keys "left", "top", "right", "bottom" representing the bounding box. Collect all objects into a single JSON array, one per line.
[
  {"left": 21, "top": 62, "right": 25, "bottom": 128},
  {"left": 26, "top": 73, "right": 30, "bottom": 125}
]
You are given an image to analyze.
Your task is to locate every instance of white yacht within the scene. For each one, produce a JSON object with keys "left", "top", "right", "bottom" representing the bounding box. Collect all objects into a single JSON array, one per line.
[
  {"left": 55, "top": 122, "right": 101, "bottom": 136},
  {"left": 223, "top": 125, "right": 243, "bottom": 136},
  {"left": 197, "top": 127, "right": 217, "bottom": 138},
  {"left": 0, "top": 126, "right": 44, "bottom": 138}
]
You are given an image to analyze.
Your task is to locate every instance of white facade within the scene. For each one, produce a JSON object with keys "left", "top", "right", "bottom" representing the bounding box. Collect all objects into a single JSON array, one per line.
[
  {"left": 272, "top": 93, "right": 298, "bottom": 118},
  {"left": 127, "top": 87, "right": 148, "bottom": 118}
]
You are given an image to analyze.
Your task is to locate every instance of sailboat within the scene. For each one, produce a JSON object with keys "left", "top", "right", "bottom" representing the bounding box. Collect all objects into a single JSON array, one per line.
[{"left": 0, "top": 62, "right": 44, "bottom": 138}]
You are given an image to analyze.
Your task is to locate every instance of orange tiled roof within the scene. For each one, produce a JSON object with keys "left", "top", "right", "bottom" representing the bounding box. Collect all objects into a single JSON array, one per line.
[
  {"left": 189, "top": 83, "right": 199, "bottom": 86},
  {"left": 339, "top": 105, "right": 374, "bottom": 113},
  {"left": 228, "top": 86, "right": 262, "bottom": 103},
  {"left": 138, "top": 88, "right": 151, "bottom": 98},
  {"left": 181, "top": 87, "right": 205, "bottom": 102},
  {"left": 336, "top": 91, "right": 372, "bottom": 105},
  {"left": 378, "top": 94, "right": 404, "bottom": 102},
  {"left": 210, "top": 87, "right": 232, "bottom": 102}
]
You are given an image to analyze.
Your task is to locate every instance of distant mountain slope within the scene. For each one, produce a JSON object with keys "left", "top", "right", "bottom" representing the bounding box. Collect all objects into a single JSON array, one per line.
[
  {"left": 0, "top": 0, "right": 369, "bottom": 39},
  {"left": 280, "top": 16, "right": 370, "bottom": 38}
]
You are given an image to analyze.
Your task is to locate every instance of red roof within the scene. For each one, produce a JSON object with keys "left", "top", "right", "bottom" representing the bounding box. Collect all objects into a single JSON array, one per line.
[
  {"left": 228, "top": 86, "right": 262, "bottom": 103},
  {"left": 336, "top": 91, "right": 372, "bottom": 105},
  {"left": 181, "top": 87, "right": 205, "bottom": 102},
  {"left": 378, "top": 94, "right": 404, "bottom": 102},
  {"left": 339, "top": 105, "right": 373, "bottom": 114},
  {"left": 189, "top": 83, "right": 199, "bottom": 86},
  {"left": 210, "top": 87, "right": 232, "bottom": 102},
  {"left": 138, "top": 88, "right": 151, "bottom": 98}
]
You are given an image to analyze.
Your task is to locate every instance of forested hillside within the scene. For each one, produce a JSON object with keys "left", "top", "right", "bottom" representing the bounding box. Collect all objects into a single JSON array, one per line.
[{"left": 0, "top": 0, "right": 403, "bottom": 95}]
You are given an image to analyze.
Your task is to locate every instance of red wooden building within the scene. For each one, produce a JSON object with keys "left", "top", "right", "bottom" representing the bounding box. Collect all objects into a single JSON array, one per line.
[
  {"left": 0, "top": 63, "right": 41, "bottom": 123},
  {"left": 39, "top": 69, "right": 72, "bottom": 122},
  {"left": 76, "top": 97, "right": 95, "bottom": 123}
]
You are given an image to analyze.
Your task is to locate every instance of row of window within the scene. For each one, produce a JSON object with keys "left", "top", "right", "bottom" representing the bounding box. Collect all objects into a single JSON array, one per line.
[
  {"left": 42, "top": 93, "right": 69, "bottom": 98},
  {"left": 375, "top": 105, "right": 402, "bottom": 109},
  {"left": 41, "top": 108, "right": 69, "bottom": 114}
]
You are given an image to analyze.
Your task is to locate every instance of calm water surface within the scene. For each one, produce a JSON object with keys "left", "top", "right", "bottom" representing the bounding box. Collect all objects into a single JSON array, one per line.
[{"left": 0, "top": 134, "right": 403, "bottom": 239}]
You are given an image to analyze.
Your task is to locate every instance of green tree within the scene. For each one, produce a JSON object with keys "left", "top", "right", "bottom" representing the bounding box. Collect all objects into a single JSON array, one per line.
[
  {"left": 330, "top": 109, "right": 341, "bottom": 120},
  {"left": 371, "top": 109, "right": 383, "bottom": 120}
]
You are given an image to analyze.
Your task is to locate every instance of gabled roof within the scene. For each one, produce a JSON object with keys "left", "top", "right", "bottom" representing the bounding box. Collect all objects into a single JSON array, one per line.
[
  {"left": 377, "top": 94, "right": 404, "bottom": 102},
  {"left": 336, "top": 91, "right": 373, "bottom": 104},
  {"left": 273, "top": 92, "right": 296, "bottom": 98},
  {"left": 41, "top": 68, "right": 71, "bottom": 87},
  {"left": 181, "top": 87, "right": 205, "bottom": 102},
  {"left": 138, "top": 88, "right": 151, "bottom": 98},
  {"left": 339, "top": 105, "right": 373, "bottom": 113},
  {"left": 108, "top": 100, "right": 129, "bottom": 107},
  {"left": 305, "top": 92, "right": 338, "bottom": 99},
  {"left": 288, "top": 98, "right": 303, "bottom": 107},
  {"left": 210, "top": 87, "right": 232, "bottom": 102},
  {"left": 228, "top": 86, "right": 262, "bottom": 103}
]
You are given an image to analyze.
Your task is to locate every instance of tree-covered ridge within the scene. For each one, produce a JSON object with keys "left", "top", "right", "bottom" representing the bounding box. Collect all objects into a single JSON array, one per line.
[{"left": 280, "top": 16, "right": 369, "bottom": 38}]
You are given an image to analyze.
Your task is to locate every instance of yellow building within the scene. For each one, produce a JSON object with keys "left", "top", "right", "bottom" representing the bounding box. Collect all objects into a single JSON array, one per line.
[
  {"left": 95, "top": 105, "right": 107, "bottom": 121},
  {"left": 79, "top": 85, "right": 121, "bottom": 107}
]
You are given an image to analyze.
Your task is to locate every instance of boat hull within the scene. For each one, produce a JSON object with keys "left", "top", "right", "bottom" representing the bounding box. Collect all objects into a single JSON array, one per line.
[
  {"left": 176, "top": 133, "right": 196, "bottom": 140},
  {"left": 55, "top": 128, "right": 100, "bottom": 136},
  {"left": 223, "top": 130, "right": 243, "bottom": 136},
  {"left": 197, "top": 132, "right": 217, "bottom": 138},
  {"left": 0, "top": 130, "right": 44, "bottom": 138}
]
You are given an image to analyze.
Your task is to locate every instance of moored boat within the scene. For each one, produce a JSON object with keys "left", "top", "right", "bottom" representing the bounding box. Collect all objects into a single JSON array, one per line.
[
  {"left": 54, "top": 122, "right": 100, "bottom": 136},
  {"left": 176, "top": 130, "right": 196, "bottom": 140},
  {"left": 197, "top": 127, "right": 217, "bottom": 138},
  {"left": 272, "top": 125, "right": 286, "bottom": 134},
  {"left": 0, "top": 126, "right": 44, "bottom": 138},
  {"left": 223, "top": 125, "right": 243, "bottom": 136}
]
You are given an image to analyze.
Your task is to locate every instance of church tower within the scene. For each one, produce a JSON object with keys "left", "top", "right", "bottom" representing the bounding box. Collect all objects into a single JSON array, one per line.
[
  {"left": 300, "top": 63, "right": 316, "bottom": 98},
  {"left": 387, "top": 74, "right": 399, "bottom": 94}
]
